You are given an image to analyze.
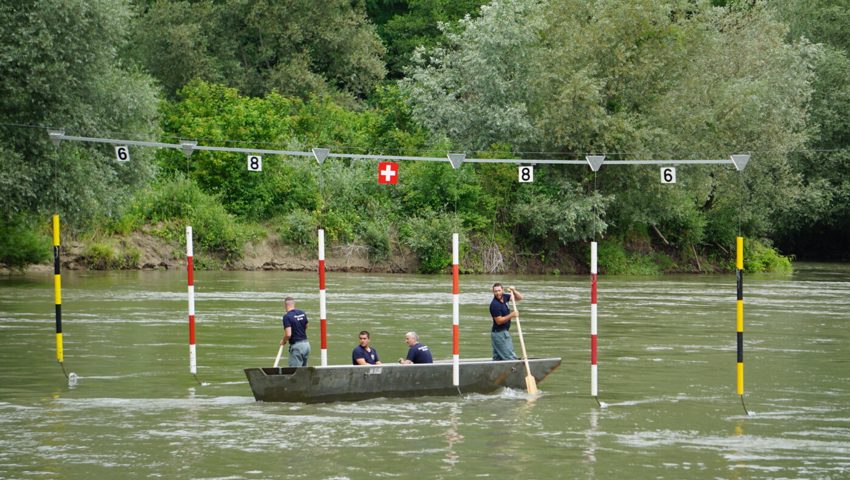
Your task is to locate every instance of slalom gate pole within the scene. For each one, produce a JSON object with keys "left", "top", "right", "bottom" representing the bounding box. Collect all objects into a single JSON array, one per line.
[
  {"left": 187, "top": 226, "right": 198, "bottom": 380},
  {"left": 736, "top": 237, "right": 743, "bottom": 395},
  {"left": 591, "top": 241, "right": 600, "bottom": 406},
  {"left": 319, "top": 229, "right": 327, "bottom": 366},
  {"left": 53, "top": 214, "right": 67, "bottom": 379},
  {"left": 452, "top": 233, "right": 460, "bottom": 387}
]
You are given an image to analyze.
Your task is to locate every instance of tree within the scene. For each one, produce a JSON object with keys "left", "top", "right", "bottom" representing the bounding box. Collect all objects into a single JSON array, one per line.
[
  {"left": 770, "top": 0, "right": 850, "bottom": 258},
  {"left": 403, "top": 0, "right": 820, "bottom": 249},
  {"left": 129, "top": 0, "right": 386, "bottom": 101},
  {"left": 366, "top": 0, "right": 488, "bottom": 79},
  {"left": 0, "top": 0, "right": 160, "bottom": 228}
]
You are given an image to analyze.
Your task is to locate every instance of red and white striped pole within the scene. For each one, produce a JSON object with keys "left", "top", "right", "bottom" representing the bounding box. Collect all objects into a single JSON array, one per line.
[
  {"left": 452, "top": 233, "right": 460, "bottom": 386},
  {"left": 591, "top": 241, "right": 598, "bottom": 399},
  {"left": 318, "top": 228, "right": 328, "bottom": 366},
  {"left": 186, "top": 226, "right": 197, "bottom": 376}
]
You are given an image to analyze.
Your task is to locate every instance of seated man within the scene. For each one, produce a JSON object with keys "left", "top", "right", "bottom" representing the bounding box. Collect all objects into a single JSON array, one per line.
[
  {"left": 352, "top": 330, "right": 382, "bottom": 365},
  {"left": 399, "top": 331, "right": 433, "bottom": 364}
]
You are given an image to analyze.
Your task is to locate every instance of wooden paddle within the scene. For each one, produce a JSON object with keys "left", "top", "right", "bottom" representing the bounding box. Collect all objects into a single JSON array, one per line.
[
  {"left": 273, "top": 344, "right": 284, "bottom": 368},
  {"left": 510, "top": 290, "right": 539, "bottom": 395}
]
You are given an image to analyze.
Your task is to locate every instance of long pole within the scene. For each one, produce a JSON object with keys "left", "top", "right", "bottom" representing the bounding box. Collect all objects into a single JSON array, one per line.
[
  {"left": 187, "top": 226, "right": 197, "bottom": 376},
  {"left": 510, "top": 294, "right": 538, "bottom": 394},
  {"left": 318, "top": 229, "right": 327, "bottom": 366},
  {"left": 53, "top": 214, "right": 66, "bottom": 378},
  {"left": 736, "top": 236, "right": 743, "bottom": 395},
  {"left": 591, "top": 241, "right": 598, "bottom": 400},
  {"left": 452, "top": 233, "right": 460, "bottom": 387}
]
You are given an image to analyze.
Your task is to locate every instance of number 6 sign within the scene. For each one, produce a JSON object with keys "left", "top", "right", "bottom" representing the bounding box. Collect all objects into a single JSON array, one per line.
[
  {"left": 115, "top": 146, "right": 130, "bottom": 162},
  {"left": 661, "top": 167, "right": 676, "bottom": 184}
]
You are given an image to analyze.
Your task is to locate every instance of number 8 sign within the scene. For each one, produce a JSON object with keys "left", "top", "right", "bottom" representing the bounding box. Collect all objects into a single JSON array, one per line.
[
  {"left": 518, "top": 166, "right": 534, "bottom": 183},
  {"left": 247, "top": 155, "right": 262, "bottom": 172}
]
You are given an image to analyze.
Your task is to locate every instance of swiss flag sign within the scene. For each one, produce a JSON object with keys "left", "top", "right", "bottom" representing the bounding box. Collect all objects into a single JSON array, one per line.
[{"left": 378, "top": 162, "right": 399, "bottom": 184}]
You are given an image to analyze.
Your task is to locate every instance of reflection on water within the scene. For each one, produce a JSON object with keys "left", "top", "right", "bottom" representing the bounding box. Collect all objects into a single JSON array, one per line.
[{"left": 0, "top": 264, "right": 849, "bottom": 478}]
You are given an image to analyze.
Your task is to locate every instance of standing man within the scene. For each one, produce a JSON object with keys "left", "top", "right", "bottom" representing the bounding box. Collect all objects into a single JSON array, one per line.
[
  {"left": 489, "top": 283, "right": 523, "bottom": 360},
  {"left": 281, "top": 296, "right": 311, "bottom": 367},
  {"left": 399, "top": 331, "right": 433, "bottom": 364},
  {"left": 352, "top": 330, "right": 382, "bottom": 365}
]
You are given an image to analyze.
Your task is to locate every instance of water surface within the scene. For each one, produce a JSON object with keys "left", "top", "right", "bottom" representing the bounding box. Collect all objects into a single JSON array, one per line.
[{"left": 1, "top": 264, "right": 848, "bottom": 478}]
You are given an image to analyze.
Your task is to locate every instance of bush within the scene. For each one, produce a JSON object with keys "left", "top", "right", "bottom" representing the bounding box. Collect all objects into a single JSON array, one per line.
[
  {"left": 743, "top": 238, "right": 792, "bottom": 273},
  {"left": 0, "top": 217, "right": 51, "bottom": 270},
  {"left": 129, "top": 176, "right": 248, "bottom": 260},
  {"left": 358, "top": 219, "right": 391, "bottom": 262},
  {"left": 276, "top": 210, "right": 319, "bottom": 250},
  {"left": 83, "top": 242, "right": 141, "bottom": 269},
  {"left": 400, "top": 213, "right": 463, "bottom": 273},
  {"left": 598, "top": 241, "right": 661, "bottom": 275}
]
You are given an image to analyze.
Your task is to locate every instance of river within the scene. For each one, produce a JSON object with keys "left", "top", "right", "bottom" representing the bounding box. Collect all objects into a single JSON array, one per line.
[{"left": 1, "top": 264, "right": 848, "bottom": 479}]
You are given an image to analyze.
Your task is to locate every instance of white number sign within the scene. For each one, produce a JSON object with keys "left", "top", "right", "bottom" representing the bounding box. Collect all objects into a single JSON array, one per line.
[
  {"left": 247, "top": 155, "right": 262, "bottom": 172},
  {"left": 661, "top": 167, "right": 676, "bottom": 184},
  {"left": 115, "top": 146, "right": 130, "bottom": 162},
  {"left": 518, "top": 166, "right": 534, "bottom": 183}
]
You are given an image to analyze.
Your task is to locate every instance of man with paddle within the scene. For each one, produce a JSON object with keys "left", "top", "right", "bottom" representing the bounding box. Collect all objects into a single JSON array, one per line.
[
  {"left": 490, "top": 283, "right": 539, "bottom": 394},
  {"left": 278, "top": 296, "right": 311, "bottom": 367},
  {"left": 489, "top": 283, "right": 524, "bottom": 361}
]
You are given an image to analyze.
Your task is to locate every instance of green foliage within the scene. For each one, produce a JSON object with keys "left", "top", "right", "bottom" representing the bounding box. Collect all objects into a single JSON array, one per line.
[
  {"left": 129, "top": 0, "right": 386, "bottom": 100},
  {"left": 0, "top": 217, "right": 51, "bottom": 270},
  {"left": 276, "top": 210, "right": 319, "bottom": 251},
  {"left": 0, "top": 0, "right": 160, "bottom": 227},
  {"left": 403, "top": 0, "right": 820, "bottom": 254},
  {"left": 400, "top": 213, "right": 463, "bottom": 273},
  {"left": 513, "top": 178, "right": 610, "bottom": 249},
  {"left": 357, "top": 219, "right": 392, "bottom": 262},
  {"left": 366, "top": 0, "right": 488, "bottom": 78},
  {"left": 597, "top": 241, "right": 661, "bottom": 276},
  {"left": 129, "top": 176, "right": 247, "bottom": 260},
  {"left": 84, "top": 241, "right": 140, "bottom": 270},
  {"left": 743, "top": 238, "right": 793, "bottom": 273}
]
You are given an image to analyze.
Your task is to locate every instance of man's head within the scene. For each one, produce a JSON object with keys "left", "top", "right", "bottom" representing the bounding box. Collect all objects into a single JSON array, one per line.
[
  {"left": 492, "top": 283, "right": 504, "bottom": 300},
  {"left": 284, "top": 296, "right": 295, "bottom": 311},
  {"left": 404, "top": 331, "right": 418, "bottom": 346},
  {"left": 359, "top": 331, "right": 371, "bottom": 347}
]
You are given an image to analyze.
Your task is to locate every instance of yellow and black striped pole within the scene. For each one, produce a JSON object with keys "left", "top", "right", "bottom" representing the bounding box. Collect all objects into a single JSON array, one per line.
[
  {"left": 736, "top": 236, "right": 743, "bottom": 394},
  {"left": 53, "top": 214, "right": 66, "bottom": 377}
]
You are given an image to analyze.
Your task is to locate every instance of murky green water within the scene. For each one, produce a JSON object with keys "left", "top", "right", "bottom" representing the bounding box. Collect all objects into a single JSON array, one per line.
[{"left": 1, "top": 264, "right": 849, "bottom": 479}]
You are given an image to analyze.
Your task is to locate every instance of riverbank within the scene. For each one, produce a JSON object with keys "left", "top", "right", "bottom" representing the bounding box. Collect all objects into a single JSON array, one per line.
[{"left": 3, "top": 230, "right": 756, "bottom": 276}]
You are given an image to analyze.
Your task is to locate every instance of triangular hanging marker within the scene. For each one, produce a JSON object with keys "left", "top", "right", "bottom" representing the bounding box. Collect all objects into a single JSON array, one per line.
[
  {"left": 312, "top": 148, "right": 330, "bottom": 165},
  {"left": 731, "top": 154, "right": 750, "bottom": 171},
  {"left": 180, "top": 140, "right": 198, "bottom": 158},
  {"left": 447, "top": 153, "right": 465, "bottom": 169},
  {"left": 586, "top": 155, "right": 606, "bottom": 172},
  {"left": 47, "top": 129, "right": 64, "bottom": 147}
]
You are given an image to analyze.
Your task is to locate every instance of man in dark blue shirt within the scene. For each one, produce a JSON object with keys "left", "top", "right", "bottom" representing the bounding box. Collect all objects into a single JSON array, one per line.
[
  {"left": 400, "top": 331, "right": 433, "bottom": 364},
  {"left": 352, "top": 330, "right": 382, "bottom": 365},
  {"left": 489, "top": 283, "right": 523, "bottom": 360},
  {"left": 281, "top": 296, "right": 311, "bottom": 367}
]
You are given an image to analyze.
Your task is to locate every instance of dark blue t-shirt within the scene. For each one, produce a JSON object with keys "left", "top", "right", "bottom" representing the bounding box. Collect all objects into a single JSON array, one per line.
[
  {"left": 282, "top": 309, "right": 308, "bottom": 344},
  {"left": 406, "top": 343, "right": 433, "bottom": 364},
  {"left": 352, "top": 345, "right": 380, "bottom": 365},
  {"left": 489, "top": 293, "right": 512, "bottom": 332}
]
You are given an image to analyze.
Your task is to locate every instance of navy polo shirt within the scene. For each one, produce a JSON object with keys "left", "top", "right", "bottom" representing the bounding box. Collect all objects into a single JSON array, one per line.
[
  {"left": 352, "top": 345, "right": 380, "bottom": 365},
  {"left": 282, "top": 309, "right": 308, "bottom": 344},
  {"left": 489, "top": 293, "right": 512, "bottom": 332},
  {"left": 406, "top": 343, "right": 433, "bottom": 364}
]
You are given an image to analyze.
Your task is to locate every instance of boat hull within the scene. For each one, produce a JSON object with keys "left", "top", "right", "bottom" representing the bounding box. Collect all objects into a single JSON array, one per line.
[{"left": 244, "top": 357, "right": 561, "bottom": 403}]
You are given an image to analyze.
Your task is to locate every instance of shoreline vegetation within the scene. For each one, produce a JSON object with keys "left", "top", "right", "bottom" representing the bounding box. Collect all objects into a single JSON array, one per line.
[
  {"left": 1, "top": 225, "right": 792, "bottom": 276},
  {"left": 3, "top": 2, "right": 846, "bottom": 276}
]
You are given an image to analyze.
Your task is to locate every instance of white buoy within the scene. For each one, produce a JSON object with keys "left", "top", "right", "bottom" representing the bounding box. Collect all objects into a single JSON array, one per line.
[{"left": 68, "top": 372, "right": 78, "bottom": 387}]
